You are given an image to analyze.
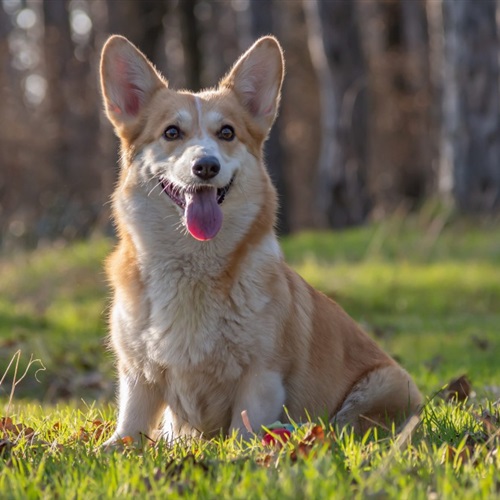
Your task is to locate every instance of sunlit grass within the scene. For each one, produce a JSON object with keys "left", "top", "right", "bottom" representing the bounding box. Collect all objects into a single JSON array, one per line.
[
  {"left": 1, "top": 400, "right": 499, "bottom": 499},
  {"left": 0, "top": 238, "right": 112, "bottom": 400},
  {"left": 1, "top": 216, "right": 499, "bottom": 498}
]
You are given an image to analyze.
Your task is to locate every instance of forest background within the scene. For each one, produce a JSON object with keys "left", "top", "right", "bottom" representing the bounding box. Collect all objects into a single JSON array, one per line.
[
  {"left": 1, "top": 3, "right": 500, "bottom": 495},
  {"left": 1, "top": 0, "right": 499, "bottom": 249}
]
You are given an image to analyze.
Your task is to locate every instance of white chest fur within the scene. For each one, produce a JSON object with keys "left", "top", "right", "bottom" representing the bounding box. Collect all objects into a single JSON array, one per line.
[{"left": 111, "top": 230, "right": 284, "bottom": 434}]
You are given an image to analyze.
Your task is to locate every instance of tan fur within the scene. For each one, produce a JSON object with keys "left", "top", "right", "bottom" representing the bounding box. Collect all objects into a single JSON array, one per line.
[{"left": 100, "top": 35, "right": 421, "bottom": 445}]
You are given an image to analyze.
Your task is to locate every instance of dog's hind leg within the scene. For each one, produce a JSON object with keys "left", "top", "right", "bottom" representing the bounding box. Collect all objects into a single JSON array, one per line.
[
  {"left": 229, "top": 369, "right": 286, "bottom": 440},
  {"left": 333, "top": 365, "right": 422, "bottom": 434}
]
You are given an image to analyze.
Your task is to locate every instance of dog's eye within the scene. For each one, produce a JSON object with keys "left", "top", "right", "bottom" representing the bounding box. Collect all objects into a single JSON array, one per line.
[
  {"left": 218, "top": 125, "right": 235, "bottom": 141},
  {"left": 164, "top": 126, "right": 181, "bottom": 141}
]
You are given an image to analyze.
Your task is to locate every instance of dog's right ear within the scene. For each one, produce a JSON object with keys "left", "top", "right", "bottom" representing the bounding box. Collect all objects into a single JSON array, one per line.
[{"left": 100, "top": 35, "right": 165, "bottom": 130}]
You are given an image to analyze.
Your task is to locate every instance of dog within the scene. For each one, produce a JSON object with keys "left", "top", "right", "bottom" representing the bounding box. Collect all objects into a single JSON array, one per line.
[{"left": 99, "top": 35, "right": 421, "bottom": 445}]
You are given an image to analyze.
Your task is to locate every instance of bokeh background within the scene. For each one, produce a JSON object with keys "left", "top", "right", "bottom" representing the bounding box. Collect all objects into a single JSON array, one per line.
[{"left": 1, "top": 0, "right": 499, "bottom": 250}]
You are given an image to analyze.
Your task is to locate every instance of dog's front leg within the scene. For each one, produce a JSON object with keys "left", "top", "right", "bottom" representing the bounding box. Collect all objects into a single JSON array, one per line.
[
  {"left": 229, "top": 369, "right": 285, "bottom": 440},
  {"left": 103, "top": 370, "right": 165, "bottom": 447}
]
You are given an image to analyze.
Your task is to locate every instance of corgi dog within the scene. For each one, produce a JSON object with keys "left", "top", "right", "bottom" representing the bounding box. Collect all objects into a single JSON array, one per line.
[{"left": 99, "top": 35, "right": 421, "bottom": 445}]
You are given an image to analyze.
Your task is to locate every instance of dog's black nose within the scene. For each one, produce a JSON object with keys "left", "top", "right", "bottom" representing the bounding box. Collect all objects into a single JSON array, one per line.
[{"left": 192, "top": 156, "right": 220, "bottom": 180}]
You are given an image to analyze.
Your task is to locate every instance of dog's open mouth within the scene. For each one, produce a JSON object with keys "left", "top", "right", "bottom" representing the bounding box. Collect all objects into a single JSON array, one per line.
[{"left": 159, "top": 177, "right": 234, "bottom": 241}]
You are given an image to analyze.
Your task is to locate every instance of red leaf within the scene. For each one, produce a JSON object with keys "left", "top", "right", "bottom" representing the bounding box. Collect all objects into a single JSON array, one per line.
[{"left": 262, "top": 428, "right": 291, "bottom": 447}]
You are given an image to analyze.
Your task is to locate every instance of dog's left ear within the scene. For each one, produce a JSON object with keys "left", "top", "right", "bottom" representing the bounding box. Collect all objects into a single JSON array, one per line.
[{"left": 220, "top": 36, "right": 284, "bottom": 133}]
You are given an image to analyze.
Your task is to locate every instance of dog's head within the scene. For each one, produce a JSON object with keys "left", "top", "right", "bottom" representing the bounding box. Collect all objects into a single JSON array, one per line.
[{"left": 100, "top": 35, "right": 284, "bottom": 242}]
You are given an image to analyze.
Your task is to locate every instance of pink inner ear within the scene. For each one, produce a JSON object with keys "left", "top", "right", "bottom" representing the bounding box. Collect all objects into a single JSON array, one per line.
[
  {"left": 113, "top": 57, "right": 143, "bottom": 117},
  {"left": 245, "top": 94, "right": 260, "bottom": 116},
  {"left": 123, "top": 82, "right": 141, "bottom": 116},
  {"left": 245, "top": 88, "right": 274, "bottom": 118},
  {"left": 261, "top": 102, "right": 274, "bottom": 116},
  {"left": 239, "top": 65, "right": 276, "bottom": 118}
]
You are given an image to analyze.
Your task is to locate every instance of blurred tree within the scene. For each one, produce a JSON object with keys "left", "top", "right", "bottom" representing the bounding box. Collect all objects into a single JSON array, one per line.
[
  {"left": 277, "top": 2, "right": 320, "bottom": 231},
  {"left": 0, "top": 4, "right": 15, "bottom": 213},
  {"left": 439, "top": 0, "right": 500, "bottom": 211},
  {"left": 357, "top": 0, "right": 432, "bottom": 216},
  {"left": 105, "top": 0, "right": 167, "bottom": 62},
  {"left": 179, "top": 0, "right": 202, "bottom": 90},
  {"left": 303, "top": 0, "right": 369, "bottom": 228},
  {"left": 1, "top": 0, "right": 500, "bottom": 249},
  {"left": 247, "top": 0, "right": 289, "bottom": 234},
  {"left": 0, "top": 4, "right": 21, "bottom": 244},
  {"left": 43, "top": 0, "right": 102, "bottom": 239},
  {"left": 199, "top": 2, "right": 239, "bottom": 85}
]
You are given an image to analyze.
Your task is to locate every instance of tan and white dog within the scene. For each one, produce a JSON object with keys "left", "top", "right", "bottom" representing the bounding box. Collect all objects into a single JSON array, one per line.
[{"left": 99, "top": 35, "right": 421, "bottom": 445}]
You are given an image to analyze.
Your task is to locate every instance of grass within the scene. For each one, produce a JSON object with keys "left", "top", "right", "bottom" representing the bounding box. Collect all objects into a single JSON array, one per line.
[{"left": 1, "top": 215, "right": 499, "bottom": 498}]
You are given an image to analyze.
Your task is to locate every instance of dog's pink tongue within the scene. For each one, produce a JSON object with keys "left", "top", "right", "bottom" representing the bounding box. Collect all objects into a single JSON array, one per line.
[{"left": 185, "top": 188, "right": 223, "bottom": 241}]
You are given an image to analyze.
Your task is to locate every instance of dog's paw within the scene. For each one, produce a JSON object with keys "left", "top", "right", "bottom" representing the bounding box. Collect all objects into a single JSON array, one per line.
[{"left": 99, "top": 432, "right": 136, "bottom": 450}]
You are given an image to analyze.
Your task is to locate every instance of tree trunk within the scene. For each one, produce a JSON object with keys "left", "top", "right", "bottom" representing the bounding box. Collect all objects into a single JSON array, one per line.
[
  {"left": 303, "top": 0, "right": 369, "bottom": 227},
  {"left": 43, "top": 0, "right": 104, "bottom": 239},
  {"left": 248, "top": 0, "right": 290, "bottom": 234},
  {"left": 179, "top": 0, "right": 202, "bottom": 91},
  {"left": 439, "top": 0, "right": 500, "bottom": 211},
  {"left": 0, "top": 4, "right": 19, "bottom": 244},
  {"left": 357, "top": 0, "right": 432, "bottom": 216}
]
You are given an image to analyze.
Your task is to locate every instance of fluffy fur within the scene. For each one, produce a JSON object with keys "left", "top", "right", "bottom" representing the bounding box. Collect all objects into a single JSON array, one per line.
[{"left": 100, "top": 35, "right": 421, "bottom": 444}]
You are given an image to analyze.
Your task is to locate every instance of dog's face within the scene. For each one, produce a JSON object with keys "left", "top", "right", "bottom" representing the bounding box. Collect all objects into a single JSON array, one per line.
[{"left": 100, "top": 36, "right": 284, "bottom": 242}]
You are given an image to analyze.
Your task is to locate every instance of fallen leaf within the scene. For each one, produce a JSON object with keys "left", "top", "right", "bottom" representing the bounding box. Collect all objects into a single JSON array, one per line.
[
  {"left": 91, "top": 420, "right": 113, "bottom": 442},
  {"left": 302, "top": 425, "right": 326, "bottom": 444},
  {"left": 119, "top": 436, "right": 134, "bottom": 446},
  {"left": 71, "top": 427, "right": 90, "bottom": 442},
  {"left": 255, "top": 453, "right": 275, "bottom": 468},
  {"left": 469, "top": 409, "right": 500, "bottom": 443},
  {"left": 443, "top": 444, "right": 474, "bottom": 465},
  {"left": 69, "top": 420, "right": 113, "bottom": 443},
  {"left": 471, "top": 335, "right": 490, "bottom": 351},
  {"left": 261, "top": 428, "right": 291, "bottom": 447},
  {"left": 446, "top": 375, "right": 471, "bottom": 402},
  {"left": 290, "top": 425, "right": 333, "bottom": 461},
  {"left": 0, "top": 417, "right": 14, "bottom": 433},
  {"left": 1, "top": 417, "right": 35, "bottom": 439}
]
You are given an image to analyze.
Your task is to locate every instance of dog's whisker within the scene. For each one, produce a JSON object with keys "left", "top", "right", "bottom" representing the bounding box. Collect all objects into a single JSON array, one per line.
[
  {"left": 235, "top": 182, "right": 250, "bottom": 206},
  {"left": 148, "top": 182, "right": 163, "bottom": 197}
]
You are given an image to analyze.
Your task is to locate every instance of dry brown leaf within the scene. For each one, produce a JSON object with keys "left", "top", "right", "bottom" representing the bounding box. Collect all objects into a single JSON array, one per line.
[
  {"left": 0, "top": 417, "right": 14, "bottom": 433},
  {"left": 471, "top": 335, "right": 490, "bottom": 351},
  {"left": 1, "top": 416, "right": 35, "bottom": 439},
  {"left": 302, "top": 425, "right": 327, "bottom": 444},
  {"left": 91, "top": 420, "right": 113, "bottom": 442},
  {"left": 120, "top": 436, "right": 135, "bottom": 447},
  {"left": 290, "top": 425, "right": 334, "bottom": 462},
  {"left": 69, "top": 420, "right": 114, "bottom": 443},
  {"left": 443, "top": 444, "right": 474, "bottom": 465},
  {"left": 71, "top": 427, "right": 90, "bottom": 442},
  {"left": 479, "top": 410, "right": 500, "bottom": 436},
  {"left": 256, "top": 453, "right": 275, "bottom": 468},
  {"left": 446, "top": 375, "right": 471, "bottom": 402}
]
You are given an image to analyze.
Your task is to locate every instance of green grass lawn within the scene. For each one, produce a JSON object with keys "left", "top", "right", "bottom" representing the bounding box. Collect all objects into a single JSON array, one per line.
[{"left": 1, "top": 216, "right": 499, "bottom": 498}]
